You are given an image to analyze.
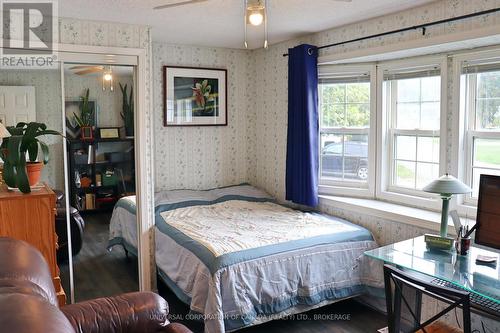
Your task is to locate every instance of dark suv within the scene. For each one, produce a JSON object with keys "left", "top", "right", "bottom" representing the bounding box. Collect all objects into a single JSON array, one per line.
[{"left": 321, "top": 141, "right": 368, "bottom": 180}]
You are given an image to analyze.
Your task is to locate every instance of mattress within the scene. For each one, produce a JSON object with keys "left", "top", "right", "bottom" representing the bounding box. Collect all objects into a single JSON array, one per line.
[{"left": 109, "top": 184, "right": 378, "bottom": 333}]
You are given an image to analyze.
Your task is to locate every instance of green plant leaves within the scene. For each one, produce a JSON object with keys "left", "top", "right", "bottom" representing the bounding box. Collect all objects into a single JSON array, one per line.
[
  {"left": 6, "top": 135, "right": 22, "bottom": 165},
  {"left": 2, "top": 160, "right": 16, "bottom": 188},
  {"left": 74, "top": 88, "right": 94, "bottom": 127},
  {"left": 3, "top": 135, "right": 30, "bottom": 192},
  {"left": 27, "top": 140, "right": 38, "bottom": 162},
  {"left": 1, "top": 122, "right": 61, "bottom": 192},
  {"left": 119, "top": 82, "right": 134, "bottom": 136},
  {"left": 39, "top": 141, "right": 49, "bottom": 164},
  {"left": 16, "top": 157, "right": 30, "bottom": 193}
]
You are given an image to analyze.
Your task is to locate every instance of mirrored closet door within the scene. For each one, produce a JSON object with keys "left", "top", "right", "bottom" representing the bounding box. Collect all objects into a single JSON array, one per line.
[
  {"left": 0, "top": 49, "right": 144, "bottom": 305},
  {"left": 60, "top": 61, "right": 139, "bottom": 302}
]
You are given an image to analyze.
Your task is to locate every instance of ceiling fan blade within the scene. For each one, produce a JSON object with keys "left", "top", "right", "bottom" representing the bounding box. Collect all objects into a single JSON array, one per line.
[
  {"left": 70, "top": 65, "right": 104, "bottom": 70},
  {"left": 153, "top": 0, "right": 208, "bottom": 10},
  {"left": 74, "top": 68, "right": 104, "bottom": 75}
]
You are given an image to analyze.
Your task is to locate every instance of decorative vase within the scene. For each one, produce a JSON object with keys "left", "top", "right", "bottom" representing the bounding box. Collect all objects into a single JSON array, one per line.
[{"left": 26, "top": 162, "right": 43, "bottom": 186}]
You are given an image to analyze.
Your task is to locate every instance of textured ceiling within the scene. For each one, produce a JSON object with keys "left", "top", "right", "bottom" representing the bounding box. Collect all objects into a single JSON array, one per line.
[{"left": 59, "top": 0, "right": 438, "bottom": 49}]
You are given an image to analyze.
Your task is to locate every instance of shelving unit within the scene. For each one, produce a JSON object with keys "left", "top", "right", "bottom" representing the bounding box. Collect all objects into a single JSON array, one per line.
[{"left": 68, "top": 137, "right": 135, "bottom": 213}]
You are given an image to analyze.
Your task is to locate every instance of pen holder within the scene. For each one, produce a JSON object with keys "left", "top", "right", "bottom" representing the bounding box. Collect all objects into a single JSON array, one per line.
[{"left": 455, "top": 236, "right": 471, "bottom": 256}]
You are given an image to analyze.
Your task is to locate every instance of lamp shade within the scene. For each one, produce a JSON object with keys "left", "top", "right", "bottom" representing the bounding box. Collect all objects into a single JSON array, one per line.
[
  {"left": 423, "top": 174, "right": 472, "bottom": 195},
  {"left": 0, "top": 122, "right": 10, "bottom": 139}
]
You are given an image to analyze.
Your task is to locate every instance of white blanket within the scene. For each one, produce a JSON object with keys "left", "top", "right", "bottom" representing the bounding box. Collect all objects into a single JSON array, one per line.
[
  {"left": 109, "top": 185, "right": 379, "bottom": 333},
  {"left": 160, "top": 200, "right": 359, "bottom": 257}
]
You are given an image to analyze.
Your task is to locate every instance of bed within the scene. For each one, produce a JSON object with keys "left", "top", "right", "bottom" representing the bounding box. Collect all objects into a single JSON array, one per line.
[{"left": 108, "top": 184, "right": 378, "bottom": 333}]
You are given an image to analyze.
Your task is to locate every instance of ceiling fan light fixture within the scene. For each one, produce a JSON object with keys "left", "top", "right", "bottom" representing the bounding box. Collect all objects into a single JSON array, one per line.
[
  {"left": 244, "top": 0, "right": 269, "bottom": 49},
  {"left": 102, "top": 66, "right": 114, "bottom": 92},
  {"left": 248, "top": 10, "right": 263, "bottom": 26}
]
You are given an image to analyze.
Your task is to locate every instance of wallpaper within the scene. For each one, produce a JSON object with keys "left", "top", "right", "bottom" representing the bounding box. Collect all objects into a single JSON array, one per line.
[
  {"left": 64, "top": 72, "right": 134, "bottom": 128},
  {"left": 152, "top": 43, "right": 254, "bottom": 192},
  {"left": 251, "top": 0, "right": 500, "bottom": 207},
  {"left": 0, "top": 70, "right": 133, "bottom": 190},
  {"left": 250, "top": 1, "right": 500, "bottom": 330},
  {"left": 0, "top": 70, "right": 63, "bottom": 188}
]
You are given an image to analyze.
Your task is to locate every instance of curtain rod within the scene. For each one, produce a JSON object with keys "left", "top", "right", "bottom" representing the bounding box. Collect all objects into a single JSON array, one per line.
[{"left": 282, "top": 7, "right": 500, "bottom": 57}]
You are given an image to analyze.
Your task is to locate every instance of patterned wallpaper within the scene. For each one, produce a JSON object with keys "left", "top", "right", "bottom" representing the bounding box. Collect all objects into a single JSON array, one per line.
[
  {"left": 250, "top": 3, "right": 500, "bottom": 329},
  {"left": 152, "top": 43, "right": 254, "bottom": 192},
  {"left": 251, "top": 0, "right": 500, "bottom": 209},
  {"left": 0, "top": 70, "right": 63, "bottom": 188},
  {"left": 64, "top": 73, "right": 134, "bottom": 127},
  {"left": 0, "top": 70, "right": 133, "bottom": 190}
]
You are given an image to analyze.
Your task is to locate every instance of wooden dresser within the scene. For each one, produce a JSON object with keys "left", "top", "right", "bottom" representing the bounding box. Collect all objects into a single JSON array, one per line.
[{"left": 0, "top": 183, "right": 66, "bottom": 306}]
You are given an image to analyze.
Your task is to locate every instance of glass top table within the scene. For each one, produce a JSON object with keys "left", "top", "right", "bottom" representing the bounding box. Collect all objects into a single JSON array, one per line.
[{"left": 365, "top": 236, "right": 500, "bottom": 304}]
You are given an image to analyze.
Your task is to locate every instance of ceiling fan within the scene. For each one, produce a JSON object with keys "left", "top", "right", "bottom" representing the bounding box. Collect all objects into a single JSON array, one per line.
[
  {"left": 69, "top": 65, "right": 115, "bottom": 91},
  {"left": 153, "top": 0, "right": 352, "bottom": 48},
  {"left": 153, "top": 0, "right": 351, "bottom": 10},
  {"left": 69, "top": 65, "right": 106, "bottom": 76}
]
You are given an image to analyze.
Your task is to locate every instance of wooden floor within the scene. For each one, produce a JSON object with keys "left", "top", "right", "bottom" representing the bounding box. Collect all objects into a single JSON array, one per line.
[
  {"left": 59, "top": 212, "right": 139, "bottom": 302},
  {"left": 61, "top": 212, "right": 386, "bottom": 332},
  {"left": 160, "top": 280, "right": 387, "bottom": 333}
]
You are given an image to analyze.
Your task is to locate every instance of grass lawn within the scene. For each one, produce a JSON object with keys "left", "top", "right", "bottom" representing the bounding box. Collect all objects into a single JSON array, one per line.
[{"left": 475, "top": 139, "right": 500, "bottom": 165}]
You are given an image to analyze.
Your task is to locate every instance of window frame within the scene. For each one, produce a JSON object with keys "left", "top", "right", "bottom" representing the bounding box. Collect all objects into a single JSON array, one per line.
[
  {"left": 452, "top": 49, "right": 500, "bottom": 215},
  {"left": 376, "top": 56, "right": 448, "bottom": 210},
  {"left": 318, "top": 64, "right": 377, "bottom": 198}
]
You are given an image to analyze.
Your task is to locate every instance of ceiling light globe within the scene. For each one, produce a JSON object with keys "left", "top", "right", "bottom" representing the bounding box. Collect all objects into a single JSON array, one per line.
[
  {"left": 248, "top": 12, "right": 263, "bottom": 26},
  {"left": 104, "top": 73, "right": 112, "bottom": 81}
]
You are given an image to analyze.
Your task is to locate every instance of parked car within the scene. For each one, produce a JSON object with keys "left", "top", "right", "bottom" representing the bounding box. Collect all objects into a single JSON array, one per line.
[{"left": 321, "top": 141, "right": 368, "bottom": 180}]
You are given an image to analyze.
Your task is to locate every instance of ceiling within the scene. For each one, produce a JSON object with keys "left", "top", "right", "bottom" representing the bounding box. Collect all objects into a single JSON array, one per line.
[{"left": 59, "top": 0, "right": 438, "bottom": 49}]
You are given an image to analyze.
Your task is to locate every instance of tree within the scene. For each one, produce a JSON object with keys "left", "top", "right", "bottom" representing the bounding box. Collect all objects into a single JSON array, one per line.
[{"left": 320, "top": 82, "right": 370, "bottom": 128}]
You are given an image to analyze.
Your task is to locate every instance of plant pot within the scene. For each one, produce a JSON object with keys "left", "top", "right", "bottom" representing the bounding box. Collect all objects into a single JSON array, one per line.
[
  {"left": 80, "top": 126, "right": 94, "bottom": 141},
  {"left": 26, "top": 162, "right": 43, "bottom": 186}
]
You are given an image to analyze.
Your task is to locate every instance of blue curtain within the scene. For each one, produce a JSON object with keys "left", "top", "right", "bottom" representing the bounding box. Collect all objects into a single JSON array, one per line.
[{"left": 285, "top": 44, "right": 319, "bottom": 207}]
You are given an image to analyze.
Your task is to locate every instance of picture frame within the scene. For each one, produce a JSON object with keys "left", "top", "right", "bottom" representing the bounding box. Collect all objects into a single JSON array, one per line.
[
  {"left": 65, "top": 99, "right": 99, "bottom": 139},
  {"left": 163, "top": 66, "right": 227, "bottom": 126},
  {"left": 98, "top": 127, "right": 120, "bottom": 139}
]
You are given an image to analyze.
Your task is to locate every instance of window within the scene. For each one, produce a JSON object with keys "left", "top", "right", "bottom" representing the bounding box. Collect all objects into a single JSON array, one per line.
[
  {"left": 318, "top": 65, "right": 375, "bottom": 193},
  {"left": 461, "top": 59, "right": 500, "bottom": 201},
  {"left": 382, "top": 65, "right": 443, "bottom": 197},
  {"left": 318, "top": 58, "right": 447, "bottom": 208}
]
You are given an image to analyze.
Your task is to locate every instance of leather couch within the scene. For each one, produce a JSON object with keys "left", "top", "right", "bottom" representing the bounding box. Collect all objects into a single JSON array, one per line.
[{"left": 0, "top": 237, "right": 193, "bottom": 333}]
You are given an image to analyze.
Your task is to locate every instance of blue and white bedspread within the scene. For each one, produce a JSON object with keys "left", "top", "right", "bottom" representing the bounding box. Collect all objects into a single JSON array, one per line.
[{"left": 109, "top": 184, "right": 379, "bottom": 333}]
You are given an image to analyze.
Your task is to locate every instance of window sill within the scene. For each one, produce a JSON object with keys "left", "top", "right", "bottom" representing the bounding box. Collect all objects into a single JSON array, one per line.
[{"left": 318, "top": 195, "right": 469, "bottom": 235}]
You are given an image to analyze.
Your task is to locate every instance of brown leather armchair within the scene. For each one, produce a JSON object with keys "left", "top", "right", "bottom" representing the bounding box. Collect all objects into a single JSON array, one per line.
[{"left": 0, "top": 237, "right": 192, "bottom": 333}]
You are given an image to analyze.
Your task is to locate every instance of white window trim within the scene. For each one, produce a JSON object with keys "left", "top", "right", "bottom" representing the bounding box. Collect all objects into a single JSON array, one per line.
[
  {"left": 375, "top": 56, "right": 448, "bottom": 210},
  {"left": 451, "top": 48, "right": 500, "bottom": 217},
  {"left": 318, "top": 64, "right": 377, "bottom": 198},
  {"left": 318, "top": 195, "right": 474, "bottom": 236}
]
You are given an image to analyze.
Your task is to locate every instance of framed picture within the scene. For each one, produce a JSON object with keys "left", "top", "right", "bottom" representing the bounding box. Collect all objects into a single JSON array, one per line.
[
  {"left": 65, "top": 99, "right": 99, "bottom": 139},
  {"left": 98, "top": 127, "right": 120, "bottom": 139},
  {"left": 163, "top": 66, "right": 227, "bottom": 126}
]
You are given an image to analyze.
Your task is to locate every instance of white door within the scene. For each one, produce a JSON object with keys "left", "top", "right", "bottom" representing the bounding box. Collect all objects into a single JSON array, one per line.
[{"left": 0, "top": 86, "right": 36, "bottom": 126}]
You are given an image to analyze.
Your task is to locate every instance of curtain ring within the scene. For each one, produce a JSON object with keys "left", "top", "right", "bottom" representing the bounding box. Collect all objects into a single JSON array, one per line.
[{"left": 307, "top": 47, "right": 314, "bottom": 56}]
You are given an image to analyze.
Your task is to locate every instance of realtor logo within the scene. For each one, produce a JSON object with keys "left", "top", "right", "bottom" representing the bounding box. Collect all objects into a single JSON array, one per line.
[{"left": 1, "top": 0, "right": 57, "bottom": 67}]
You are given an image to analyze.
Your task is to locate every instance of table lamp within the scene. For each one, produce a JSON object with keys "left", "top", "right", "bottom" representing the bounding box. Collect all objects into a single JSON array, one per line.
[
  {"left": 0, "top": 122, "right": 10, "bottom": 186},
  {"left": 423, "top": 174, "right": 472, "bottom": 249}
]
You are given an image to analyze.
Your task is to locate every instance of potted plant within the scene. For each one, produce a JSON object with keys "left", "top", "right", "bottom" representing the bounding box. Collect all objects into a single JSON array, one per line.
[
  {"left": 0, "top": 122, "right": 62, "bottom": 193},
  {"left": 119, "top": 83, "right": 134, "bottom": 137},
  {"left": 73, "top": 88, "right": 94, "bottom": 141}
]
